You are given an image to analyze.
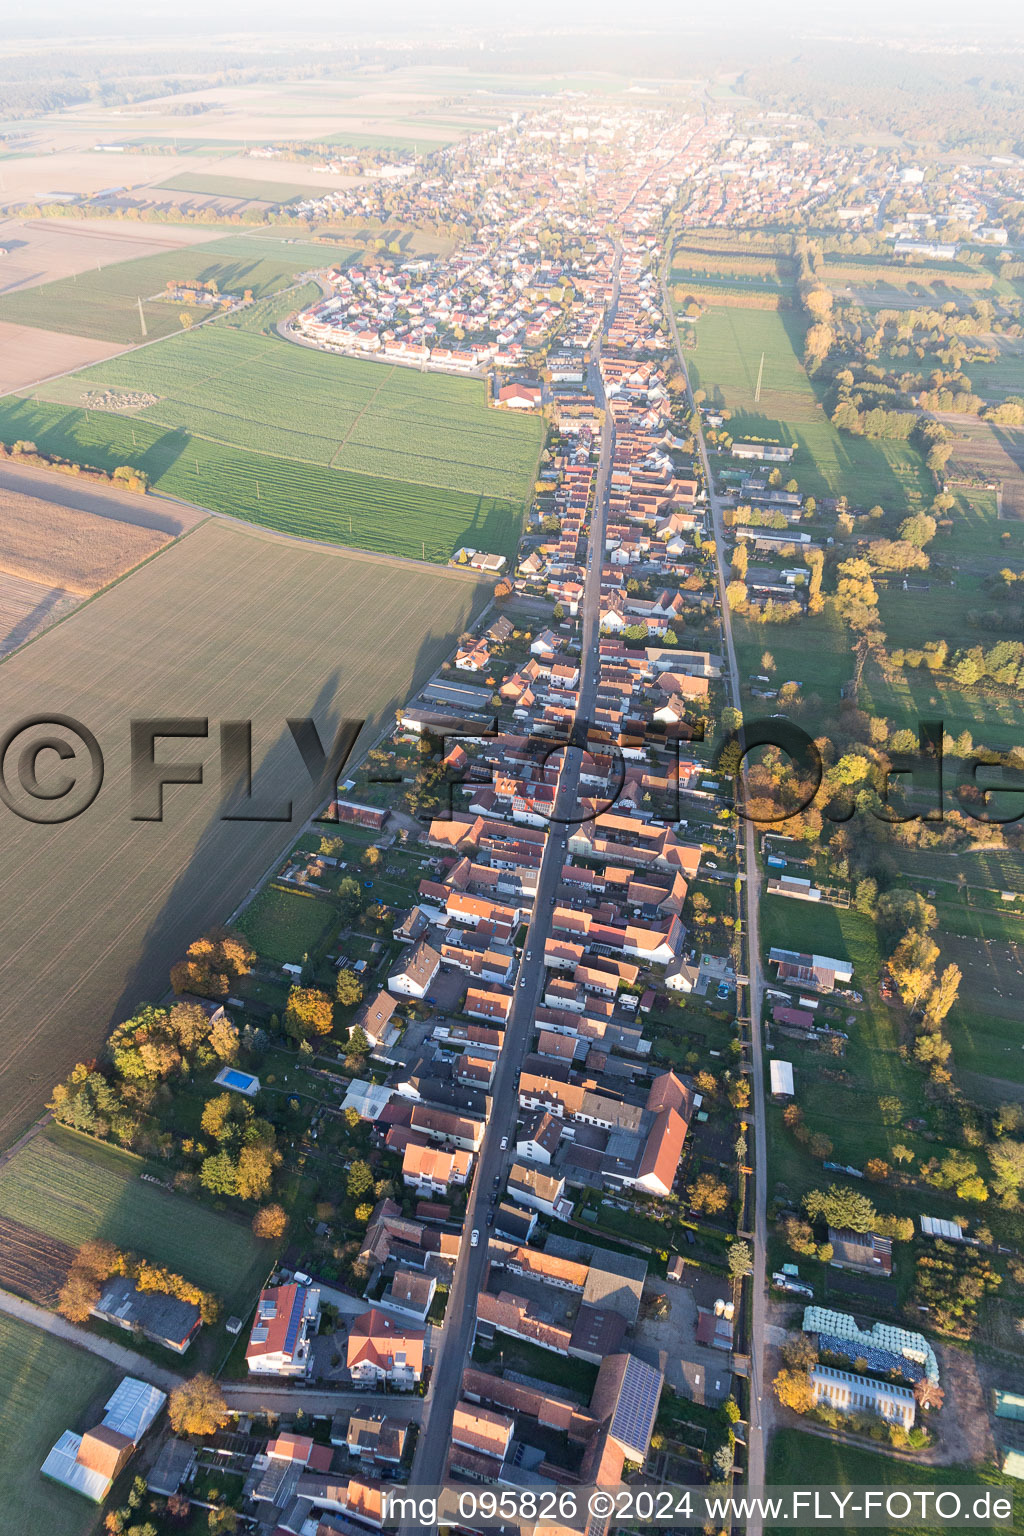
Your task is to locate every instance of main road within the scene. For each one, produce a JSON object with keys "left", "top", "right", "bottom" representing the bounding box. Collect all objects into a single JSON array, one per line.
[
  {"left": 661, "top": 272, "right": 770, "bottom": 1520},
  {"left": 401, "top": 247, "right": 622, "bottom": 1502}
]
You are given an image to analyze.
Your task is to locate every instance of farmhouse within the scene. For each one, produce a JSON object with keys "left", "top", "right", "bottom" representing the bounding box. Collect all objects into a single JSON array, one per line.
[
  {"left": 41, "top": 1377, "right": 166, "bottom": 1503},
  {"left": 91, "top": 1276, "right": 202, "bottom": 1354}
]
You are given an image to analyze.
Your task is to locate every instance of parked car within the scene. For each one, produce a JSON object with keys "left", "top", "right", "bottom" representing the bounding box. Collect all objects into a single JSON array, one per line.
[
  {"left": 471, "top": 1229, "right": 479, "bottom": 1248},
  {"left": 500, "top": 1135, "right": 508, "bottom": 1150}
]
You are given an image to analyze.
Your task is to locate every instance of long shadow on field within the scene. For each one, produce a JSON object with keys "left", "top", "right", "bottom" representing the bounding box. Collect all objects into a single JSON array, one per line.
[{"left": 104, "top": 613, "right": 485, "bottom": 1047}]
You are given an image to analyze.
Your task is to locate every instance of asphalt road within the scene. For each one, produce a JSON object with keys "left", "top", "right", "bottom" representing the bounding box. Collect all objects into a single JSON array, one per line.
[
  {"left": 661, "top": 273, "right": 770, "bottom": 1520},
  {"left": 400, "top": 247, "right": 622, "bottom": 1505}
]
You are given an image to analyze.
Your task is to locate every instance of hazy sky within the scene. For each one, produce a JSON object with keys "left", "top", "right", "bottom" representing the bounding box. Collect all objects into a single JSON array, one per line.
[{"left": 8, "top": 0, "right": 1024, "bottom": 44}]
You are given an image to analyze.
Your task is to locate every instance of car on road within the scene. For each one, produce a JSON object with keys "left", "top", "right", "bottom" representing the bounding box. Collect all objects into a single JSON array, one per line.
[
  {"left": 470, "top": 1229, "right": 479, "bottom": 1247},
  {"left": 426, "top": 996, "right": 438, "bottom": 1006},
  {"left": 520, "top": 976, "right": 528, "bottom": 988},
  {"left": 493, "top": 1174, "right": 501, "bottom": 1188},
  {"left": 487, "top": 1212, "right": 494, "bottom": 1227},
  {"left": 500, "top": 1136, "right": 508, "bottom": 1150},
  {"left": 527, "top": 950, "right": 532, "bottom": 960}
]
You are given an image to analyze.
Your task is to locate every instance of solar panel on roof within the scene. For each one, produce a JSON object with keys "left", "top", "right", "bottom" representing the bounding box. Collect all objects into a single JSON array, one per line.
[
  {"left": 610, "top": 1356, "right": 661, "bottom": 1453},
  {"left": 283, "top": 1291, "right": 305, "bottom": 1356}
]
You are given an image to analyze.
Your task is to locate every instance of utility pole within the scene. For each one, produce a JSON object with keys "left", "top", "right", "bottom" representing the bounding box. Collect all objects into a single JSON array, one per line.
[
  {"left": 754, "top": 351, "right": 764, "bottom": 405},
  {"left": 137, "top": 297, "right": 147, "bottom": 338}
]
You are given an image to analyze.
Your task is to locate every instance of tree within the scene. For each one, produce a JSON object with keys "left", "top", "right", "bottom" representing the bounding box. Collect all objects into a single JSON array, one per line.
[
  {"left": 209, "top": 1013, "right": 239, "bottom": 1062},
  {"left": 355, "top": 1202, "right": 374, "bottom": 1223},
  {"left": 336, "top": 969, "right": 364, "bottom": 1008},
  {"left": 253, "top": 1203, "right": 288, "bottom": 1240},
  {"left": 199, "top": 1151, "right": 238, "bottom": 1196},
  {"left": 761, "top": 651, "right": 775, "bottom": 673},
  {"left": 362, "top": 845, "right": 382, "bottom": 868},
  {"left": 781, "top": 1332, "right": 818, "bottom": 1370},
  {"left": 688, "top": 1172, "right": 729, "bottom": 1215},
  {"left": 284, "top": 987, "right": 334, "bottom": 1040},
  {"left": 728, "top": 1240, "right": 753, "bottom": 1279},
  {"left": 892, "top": 1144, "right": 915, "bottom": 1166},
  {"left": 914, "top": 1378, "right": 945, "bottom": 1412},
  {"left": 989, "top": 1139, "right": 1024, "bottom": 1204},
  {"left": 58, "top": 1268, "right": 101, "bottom": 1322},
  {"left": 178, "top": 310, "right": 194, "bottom": 330},
  {"left": 168, "top": 1375, "right": 230, "bottom": 1438},
  {"left": 803, "top": 1184, "right": 878, "bottom": 1233},
  {"left": 347, "top": 1160, "right": 374, "bottom": 1201},
  {"left": 346, "top": 1024, "right": 370, "bottom": 1062},
  {"left": 782, "top": 1216, "right": 817, "bottom": 1258},
  {"left": 923, "top": 964, "right": 961, "bottom": 1028},
  {"left": 773, "top": 1368, "right": 815, "bottom": 1414},
  {"left": 201, "top": 1093, "right": 237, "bottom": 1142},
  {"left": 236, "top": 1144, "right": 278, "bottom": 1201}
]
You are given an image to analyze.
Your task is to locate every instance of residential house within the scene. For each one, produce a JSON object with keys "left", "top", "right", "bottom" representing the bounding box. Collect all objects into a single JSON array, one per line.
[
  {"left": 246, "top": 1284, "right": 321, "bottom": 1377},
  {"left": 348, "top": 1309, "right": 425, "bottom": 1390}
]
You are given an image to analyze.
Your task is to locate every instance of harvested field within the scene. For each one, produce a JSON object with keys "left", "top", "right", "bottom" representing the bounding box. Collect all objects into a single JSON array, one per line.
[
  {"left": 0, "top": 570, "right": 76, "bottom": 658},
  {"left": 0, "top": 319, "right": 126, "bottom": 394},
  {"left": 0, "top": 1213, "right": 74, "bottom": 1306},
  {"left": 0, "top": 517, "right": 487, "bottom": 1149},
  {"left": 0, "top": 484, "right": 171, "bottom": 595},
  {"left": 0, "top": 459, "right": 206, "bottom": 538},
  {"left": 941, "top": 415, "right": 1024, "bottom": 518},
  {"left": 0, "top": 215, "right": 231, "bottom": 296},
  {"left": 0, "top": 150, "right": 190, "bottom": 205}
]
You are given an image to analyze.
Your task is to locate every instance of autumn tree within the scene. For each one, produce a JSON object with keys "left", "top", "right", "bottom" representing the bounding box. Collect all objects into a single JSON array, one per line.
[
  {"left": 284, "top": 987, "right": 334, "bottom": 1040},
  {"left": 168, "top": 1374, "right": 230, "bottom": 1437},
  {"left": 253, "top": 1203, "right": 288, "bottom": 1240},
  {"left": 688, "top": 1172, "right": 730, "bottom": 1215},
  {"left": 781, "top": 1332, "right": 818, "bottom": 1370},
  {"left": 989, "top": 1139, "right": 1024, "bottom": 1205},
  {"left": 774, "top": 1368, "right": 815, "bottom": 1414}
]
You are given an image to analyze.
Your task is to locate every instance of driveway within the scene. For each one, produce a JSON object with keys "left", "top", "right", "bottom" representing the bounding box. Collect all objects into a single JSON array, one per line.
[{"left": 631, "top": 1278, "right": 733, "bottom": 1406}]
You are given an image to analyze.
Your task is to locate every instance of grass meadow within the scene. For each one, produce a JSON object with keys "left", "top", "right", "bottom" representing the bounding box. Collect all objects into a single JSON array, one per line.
[
  {"left": 767, "top": 1429, "right": 1024, "bottom": 1536},
  {"left": 0, "top": 517, "right": 487, "bottom": 1149},
  {"left": 0, "top": 232, "right": 357, "bottom": 344},
  {"left": 0, "top": 1126, "right": 266, "bottom": 1306},
  {"left": 11, "top": 325, "right": 542, "bottom": 560},
  {"left": 0, "top": 1313, "right": 118, "bottom": 1536},
  {"left": 688, "top": 305, "right": 932, "bottom": 512}
]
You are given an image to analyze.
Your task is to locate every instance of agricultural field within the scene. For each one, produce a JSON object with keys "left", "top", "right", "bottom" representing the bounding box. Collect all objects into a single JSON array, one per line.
[
  {"left": 0, "top": 215, "right": 226, "bottom": 296},
  {"left": 689, "top": 305, "right": 931, "bottom": 510},
  {"left": 0, "top": 570, "right": 76, "bottom": 658},
  {"left": 942, "top": 415, "right": 1024, "bottom": 520},
  {"left": 0, "top": 231, "right": 357, "bottom": 343},
  {"left": 0, "top": 517, "right": 487, "bottom": 1149},
  {"left": 10, "top": 324, "right": 543, "bottom": 558},
  {"left": 0, "top": 1313, "right": 119, "bottom": 1536},
  {"left": 0, "top": 319, "right": 126, "bottom": 394},
  {"left": 964, "top": 336, "right": 1024, "bottom": 402},
  {"left": 0, "top": 1214, "right": 75, "bottom": 1306},
  {"left": 0, "top": 1127, "right": 267, "bottom": 1303},
  {"left": 156, "top": 171, "right": 309, "bottom": 203},
  {"left": 0, "top": 483, "right": 173, "bottom": 595}
]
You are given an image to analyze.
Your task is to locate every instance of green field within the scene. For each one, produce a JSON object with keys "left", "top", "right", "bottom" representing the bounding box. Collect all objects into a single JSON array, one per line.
[
  {"left": 10, "top": 325, "right": 541, "bottom": 559},
  {"left": 0, "top": 517, "right": 486, "bottom": 1149},
  {"left": 237, "top": 884, "right": 338, "bottom": 965},
  {"left": 156, "top": 172, "right": 309, "bottom": 203},
  {"left": 0, "top": 233, "right": 356, "bottom": 344},
  {"left": 688, "top": 305, "right": 932, "bottom": 511},
  {"left": 767, "top": 1429, "right": 1024, "bottom": 1536},
  {"left": 0, "top": 1313, "right": 118, "bottom": 1536},
  {"left": 0, "top": 1127, "right": 266, "bottom": 1304}
]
